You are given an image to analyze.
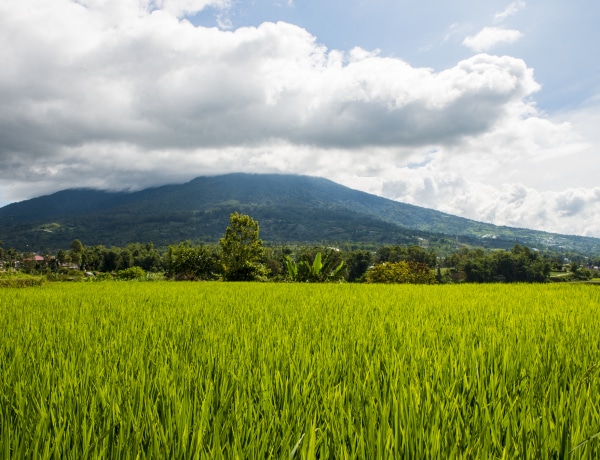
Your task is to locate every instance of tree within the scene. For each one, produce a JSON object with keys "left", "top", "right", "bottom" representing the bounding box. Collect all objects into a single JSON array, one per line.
[
  {"left": 376, "top": 245, "right": 437, "bottom": 267},
  {"left": 166, "top": 242, "right": 217, "bottom": 280},
  {"left": 70, "top": 239, "right": 84, "bottom": 269},
  {"left": 130, "top": 242, "right": 163, "bottom": 272},
  {"left": 453, "top": 245, "right": 550, "bottom": 283},
  {"left": 56, "top": 249, "right": 70, "bottom": 267},
  {"left": 570, "top": 262, "right": 593, "bottom": 281},
  {"left": 117, "top": 249, "right": 133, "bottom": 270},
  {"left": 81, "top": 245, "right": 105, "bottom": 271},
  {"left": 103, "top": 249, "right": 120, "bottom": 272},
  {"left": 5, "top": 248, "right": 17, "bottom": 272},
  {"left": 344, "top": 250, "right": 373, "bottom": 282},
  {"left": 219, "top": 213, "right": 268, "bottom": 281}
]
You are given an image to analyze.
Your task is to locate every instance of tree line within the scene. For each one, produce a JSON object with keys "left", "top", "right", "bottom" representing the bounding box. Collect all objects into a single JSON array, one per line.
[{"left": 1, "top": 214, "right": 598, "bottom": 283}]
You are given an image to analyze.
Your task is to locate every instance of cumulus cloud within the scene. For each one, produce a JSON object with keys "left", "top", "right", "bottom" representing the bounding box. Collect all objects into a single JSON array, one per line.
[
  {"left": 154, "top": 0, "right": 231, "bottom": 18},
  {"left": 0, "top": 1, "right": 539, "bottom": 165},
  {"left": 0, "top": 0, "right": 599, "bottom": 238},
  {"left": 372, "top": 163, "right": 600, "bottom": 238},
  {"left": 463, "top": 27, "right": 523, "bottom": 52}
]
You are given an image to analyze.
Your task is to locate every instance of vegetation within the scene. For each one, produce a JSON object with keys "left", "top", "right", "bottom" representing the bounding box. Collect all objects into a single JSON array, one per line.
[
  {"left": 219, "top": 212, "right": 269, "bottom": 281},
  {"left": 1, "top": 282, "right": 599, "bottom": 457},
  {"left": 445, "top": 245, "right": 551, "bottom": 283},
  {"left": 2, "top": 239, "right": 599, "bottom": 285},
  {"left": 365, "top": 261, "right": 437, "bottom": 284},
  {"left": 115, "top": 266, "right": 147, "bottom": 281},
  {"left": 165, "top": 242, "right": 218, "bottom": 281},
  {"left": 2, "top": 210, "right": 599, "bottom": 285},
  {"left": 375, "top": 244, "right": 437, "bottom": 266},
  {"left": 0, "top": 272, "right": 45, "bottom": 288},
  {"left": 283, "top": 250, "right": 346, "bottom": 283},
  {"left": 344, "top": 249, "right": 374, "bottom": 282}
]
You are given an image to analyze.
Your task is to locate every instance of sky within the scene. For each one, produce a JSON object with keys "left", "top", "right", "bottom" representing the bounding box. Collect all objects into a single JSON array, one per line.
[{"left": 1, "top": 0, "right": 600, "bottom": 237}]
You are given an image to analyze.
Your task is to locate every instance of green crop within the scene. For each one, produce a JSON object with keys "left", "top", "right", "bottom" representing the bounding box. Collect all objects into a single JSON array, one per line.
[{"left": 1, "top": 283, "right": 599, "bottom": 458}]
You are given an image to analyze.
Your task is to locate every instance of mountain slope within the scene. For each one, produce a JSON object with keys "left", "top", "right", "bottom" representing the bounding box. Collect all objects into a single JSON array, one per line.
[{"left": 1, "top": 173, "right": 599, "bottom": 254}]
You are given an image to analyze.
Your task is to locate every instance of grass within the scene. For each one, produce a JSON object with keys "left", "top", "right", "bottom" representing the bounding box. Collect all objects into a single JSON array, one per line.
[{"left": 1, "top": 282, "right": 599, "bottom": 458}]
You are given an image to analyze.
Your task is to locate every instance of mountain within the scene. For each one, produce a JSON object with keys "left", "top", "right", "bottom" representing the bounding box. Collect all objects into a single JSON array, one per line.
[{"left": 1, "top": 173, "right": 600, "bottom": 255}]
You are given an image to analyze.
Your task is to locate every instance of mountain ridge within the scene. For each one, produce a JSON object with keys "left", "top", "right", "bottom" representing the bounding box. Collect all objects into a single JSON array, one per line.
[{"left": 1, "top": 173, "right": 599, "bottom": 255}]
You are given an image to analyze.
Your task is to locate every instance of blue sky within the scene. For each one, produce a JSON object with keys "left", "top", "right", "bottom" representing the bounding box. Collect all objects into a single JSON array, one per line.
[{"left": 1, "top": 0, "right": 599, "bottom": 237}]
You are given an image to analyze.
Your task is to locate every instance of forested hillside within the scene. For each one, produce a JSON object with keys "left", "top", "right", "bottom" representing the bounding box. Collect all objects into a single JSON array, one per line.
[{"left": 1, "top": 173, "right": 599, "bottom": 256}]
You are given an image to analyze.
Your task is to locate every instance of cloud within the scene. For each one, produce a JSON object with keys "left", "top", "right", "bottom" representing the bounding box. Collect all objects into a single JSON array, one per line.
[
  {"left": 463, "top": 27, "right": 523, "bottom": 52},
  {"left": 494, "top": 0, "right": 526, "bottom": 23},
  {"left": 152, "top": 0, "right": 231, "bottom": 18},
  {"left": 0, "top": 2, "right": 539, "bottom": 159},
  {"left": 373, "top": 165, "right": 600, "bottom": 238}
]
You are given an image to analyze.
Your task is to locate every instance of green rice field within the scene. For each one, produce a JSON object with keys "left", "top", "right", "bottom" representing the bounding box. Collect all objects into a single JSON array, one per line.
[{"left": 1, "top": 282, "right": 600, "bottom": 458}]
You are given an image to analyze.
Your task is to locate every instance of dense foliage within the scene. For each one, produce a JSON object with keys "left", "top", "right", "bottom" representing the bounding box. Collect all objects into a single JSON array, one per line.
[
  {"left": 446, "top": 245, "right": 551, "bottom": 283},
  {"left": 1, "top": 283, "right": 599, "bottom": 457},
  {"left": 375, "top": 244, "right": 437, "bottom": 266},
  {"left": 282, "top": 250, "right": 346, "bottom": 283},
  {"left": 2, "top": 174, "right": 600, "bottom": 256},
  {"left": 2, "top": 215, "right": 599, "bottom": 283},
  {"left": 365, "top": 261, "right": 437, "bottom": 284},
  {"left": 165, "top": 242, "right": 218, "bottom": 281},
  {"left": 219, "top": 212, "right": 269, "bottom": 281}
]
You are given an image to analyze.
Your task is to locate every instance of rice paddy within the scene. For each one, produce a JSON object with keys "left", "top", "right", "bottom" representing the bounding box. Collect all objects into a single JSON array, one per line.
[{"left": 1, "top": 282, "right": 599, "bottom": 458}]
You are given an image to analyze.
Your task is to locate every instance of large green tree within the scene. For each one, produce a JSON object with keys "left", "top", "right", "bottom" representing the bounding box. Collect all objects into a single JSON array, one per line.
[
  {"left": 344, "top": 249, "right": 373, "bottom": 282},
  {"left": 219, "top": 213, "right": 268, "bottom": 281}
]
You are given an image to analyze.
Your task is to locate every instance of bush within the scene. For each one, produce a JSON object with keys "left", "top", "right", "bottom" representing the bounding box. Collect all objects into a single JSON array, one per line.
[
  {"left": 0, "top": 276, "right": 45, "bottom": 288},
  {"left": 116, "top": 267, "right": 146, "bottom": 281},
  {"left": 46, "top": 269, "right": 86, "bottom": 282},
  {"left": 365, "top": 261, "right": 437, "bottom": 284},
  {"left": 91, "top": 272, "right": 114, "bottom": 281}
]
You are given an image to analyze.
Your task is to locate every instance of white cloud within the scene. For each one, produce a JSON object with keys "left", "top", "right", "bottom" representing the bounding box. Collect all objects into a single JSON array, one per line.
[
  {"left": 0, "top": 1, "right": 539, "bottom": 157},
  {"left": 463, "top": 27, "right": 523, "bottom": 52},
  {"left": 161, "top": 0, "right": 230, "bottom": 17},
  {"left": 215, "top": 12, "right": 233, "bottom": 29},
  {"left": 494, "top": 0, "right": 526, "bottom": 23}
]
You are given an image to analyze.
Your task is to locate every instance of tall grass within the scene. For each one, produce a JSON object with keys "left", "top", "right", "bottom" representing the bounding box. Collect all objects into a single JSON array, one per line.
[{"left": 1, "top": 283, "right": 599, "bottom": 458}]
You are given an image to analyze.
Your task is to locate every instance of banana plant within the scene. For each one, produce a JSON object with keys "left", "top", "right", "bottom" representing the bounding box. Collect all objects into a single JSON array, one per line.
[
  {"left": 283, "top": 255, "right": 299, "bottom": 281},
  {"left": 284, "top": 250, "right": 346, "bottom": 283}
]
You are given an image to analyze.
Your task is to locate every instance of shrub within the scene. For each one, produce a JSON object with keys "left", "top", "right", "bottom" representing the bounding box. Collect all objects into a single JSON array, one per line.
[
  {"left": 365, "top": 261, "right": 437, "bottom": 284},
  {"left": 116, "top": 266, "right": 146, "bottom": 281},
  {"left": 0, "top": 276, "right": 45, "bottom": 288},
  {"left": 92, "top": 272, "right": 114, "bottom": 281}
]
